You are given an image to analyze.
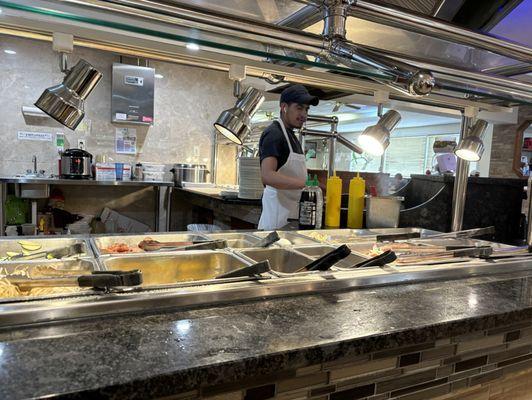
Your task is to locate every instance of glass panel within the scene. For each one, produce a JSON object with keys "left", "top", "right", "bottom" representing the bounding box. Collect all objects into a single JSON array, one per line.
[
  {"left": 2, "top": 0, "right": 531, "bottom": 105},
  {"left": 383, "top": 136, "right": 426, "bottom": 177},
  {"left": 0, "top": 0, "right": 392, "bottom": 80},
  {"left": 305, "top": 17, "right": 524, "bottom": 72},
  {"left": 167, "top": 0, "right": 308, "bottom": 23}
]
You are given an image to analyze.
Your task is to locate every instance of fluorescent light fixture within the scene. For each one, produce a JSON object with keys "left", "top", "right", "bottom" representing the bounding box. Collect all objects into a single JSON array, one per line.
[
  {"left": 454, "top": 120, "right": 488, "bottom": 162},
  {"left": 357, "top": 110, "right": 401, "bottom": 156},
  {"left": 4, "top": 49, "right": 16, "bottom": 55},
  {"left": 35, "top": 59, "right": 102, "bottom": 130},
  {"left": 186, "top": 42, "right": 200, "bottom": 51},
  {"left": 154, "top": 73, "right": 164, "bottom": 79},
  {"left": 214, "top": 87, "right": 265, "bottom": 145}
]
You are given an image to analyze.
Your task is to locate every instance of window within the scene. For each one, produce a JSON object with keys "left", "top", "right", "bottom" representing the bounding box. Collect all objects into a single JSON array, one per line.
[{"left": 383, "top": 136, "right": 427, "bottom": 177}]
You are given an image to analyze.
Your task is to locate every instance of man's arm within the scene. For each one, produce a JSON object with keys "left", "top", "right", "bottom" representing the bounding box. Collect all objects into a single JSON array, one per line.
[{"left": 261, "top": 157, "right": 306, "bottom": 190}]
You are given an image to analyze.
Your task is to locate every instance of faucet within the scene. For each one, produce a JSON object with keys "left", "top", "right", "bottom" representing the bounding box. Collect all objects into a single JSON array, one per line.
[{"left": 32, "top": 155, "right": 37, "bottom": 175}]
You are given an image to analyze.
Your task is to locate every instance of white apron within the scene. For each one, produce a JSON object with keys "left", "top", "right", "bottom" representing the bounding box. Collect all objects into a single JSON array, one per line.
[{"left": 258, "top": 119, "right": 307, "bottom": 230}]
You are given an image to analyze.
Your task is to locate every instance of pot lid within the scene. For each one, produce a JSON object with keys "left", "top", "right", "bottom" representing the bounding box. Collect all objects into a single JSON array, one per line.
[{"left": 63, "top": 148, "right": 93, "bottom": 158}]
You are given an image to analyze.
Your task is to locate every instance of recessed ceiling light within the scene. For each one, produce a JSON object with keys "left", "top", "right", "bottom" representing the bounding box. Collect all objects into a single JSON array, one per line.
[
  {"left": 186, "top": 42, "right": 200, "bottom": 51},
  {"left": 154, "top": 73, "right": 164, "bottom": 79},
  {"left": 4, "top": 49, "right": 16, "bottom": 55}
]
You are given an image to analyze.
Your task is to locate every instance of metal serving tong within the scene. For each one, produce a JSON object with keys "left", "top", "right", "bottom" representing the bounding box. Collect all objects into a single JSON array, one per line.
[
  {"left": 138, "top": 239, "right": 227, "bottom": 252},
  {"left": 7, "top": 269, "right": 143, "bottom": 290},
  {"left": 296, "top": 245, "right": 352, "bottom": 272},
  {"left": 215, "top": 261, "right": 271, "bottom": 279},
  {"left": 255, "top": 231, "right": 281, "bottom": 248},
  {"left": 428, "top": 226, "right": 495, "bottom": 239},
  {"left": 9, "top": 243, "right": 85, "bottom": 260},
  {"left": 351, "top": 250, "right": 398, "bottom": 268}
]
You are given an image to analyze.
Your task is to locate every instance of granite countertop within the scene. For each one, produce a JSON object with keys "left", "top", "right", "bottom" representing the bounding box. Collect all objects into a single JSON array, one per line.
[
  {"left": 3, "top": 269, "right": 532, "bottom": 399},
  {"left": 0, "top": 176, "right": 174, "bottom": 187},
  {"left": 177, "top": 186, "right": 262, "bottom": 206}
]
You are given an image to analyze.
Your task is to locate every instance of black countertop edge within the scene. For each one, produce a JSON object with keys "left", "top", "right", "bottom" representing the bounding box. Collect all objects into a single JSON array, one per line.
[{"left": 410, "top": 174, "right": 527, "bottom": 186}]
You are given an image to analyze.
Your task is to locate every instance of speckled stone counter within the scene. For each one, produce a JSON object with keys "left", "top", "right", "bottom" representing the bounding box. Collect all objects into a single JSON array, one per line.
[{"left": 3, "top": 269, "right": 532, "bottom": 399}]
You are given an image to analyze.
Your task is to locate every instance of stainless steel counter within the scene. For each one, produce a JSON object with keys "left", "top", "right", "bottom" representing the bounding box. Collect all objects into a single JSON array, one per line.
[
  {"left": 0, "top": 176, "right": 173, "bottom": 186},
  {"left": 0, "top": 177, "right": 173, "bottom": 234},
  {"left": 0, "top": 228, "right": 528, "bottom": 329}
]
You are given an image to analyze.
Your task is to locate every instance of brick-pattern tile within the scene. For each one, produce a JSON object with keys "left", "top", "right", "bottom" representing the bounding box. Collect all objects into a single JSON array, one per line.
[
  {"left": 395, "top": 382, "right": 450, "bottom": 400},
  {"left": 456, "top": 335, "right": 504, "bottom": 354},
  {"left": 455, "top": 356, "right": 488, "bottom": 373},
  {"left": 244, "top": 384, "right": 275, "bottom": 400},
  {"left": 329, "top": 358, "right": 396, "bottom": 382},
  {"left": 277, "top": 373, "right": 328, "bottom": 393},
  {"left": 329, "top": 383, "right": 375, "bottom": 400},
  {"left": 376, "top": 369, "right": 437, "bottom": 394},
  {"left": 399, "top": 353, "right": 421, "bottom": 367},
  {"left": 422, "top": 344, "right": 457, "bottom": 361}
]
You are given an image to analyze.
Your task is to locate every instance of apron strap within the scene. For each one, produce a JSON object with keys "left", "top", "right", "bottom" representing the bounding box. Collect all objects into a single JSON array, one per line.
[{"left": 277, "top": 118, "right": 295, "bottom": 154}]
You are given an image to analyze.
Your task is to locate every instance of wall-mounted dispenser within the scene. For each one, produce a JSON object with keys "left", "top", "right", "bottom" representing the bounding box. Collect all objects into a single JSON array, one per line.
[{"left": 111, "top": 63, "right": 155, "bottom": 125}]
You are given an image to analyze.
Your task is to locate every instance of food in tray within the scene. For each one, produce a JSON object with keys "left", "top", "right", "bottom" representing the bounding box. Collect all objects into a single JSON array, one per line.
[
  {"left": 18, "top": 241, "right": 42, "bottom": 251},
  {"left": 101, "top": 242, "right": 140, "bottom": 254},
  {"left": 0, "top": 265, "right": 86, "bottom": 298},
  {"left": 0, "top": 241, "right": 85, "bottom": 260},
  {"left": 304, "top": 232, "right": 330, "bottom": 243}
]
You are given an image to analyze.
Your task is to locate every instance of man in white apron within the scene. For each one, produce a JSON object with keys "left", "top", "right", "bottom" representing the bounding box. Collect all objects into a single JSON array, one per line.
[{"left": 258, "top": 85, "right": 319, "bottom": 230}]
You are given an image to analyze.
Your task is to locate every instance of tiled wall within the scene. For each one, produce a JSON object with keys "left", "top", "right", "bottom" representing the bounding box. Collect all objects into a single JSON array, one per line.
[
  {"left": 169, "top": 318, "right": 532, "bottom": 400},
  {"left": 489, "top": 106, "right": 532, "bottom": 178},
  {"left": 0, "top": 35, "right": 237, "bottom": 184}
]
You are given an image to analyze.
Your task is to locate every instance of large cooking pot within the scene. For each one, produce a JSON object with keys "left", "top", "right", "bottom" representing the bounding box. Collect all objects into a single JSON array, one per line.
[
  {"left": 61, "top": 148, "right": 93, "bottom": 179},
  {"left": 171, "top": 164, "right": 209, "bottom": 186}
]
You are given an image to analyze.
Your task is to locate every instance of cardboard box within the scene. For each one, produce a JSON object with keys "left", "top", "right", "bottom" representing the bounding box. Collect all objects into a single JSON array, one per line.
[
  {"left": 100, "top": 207, "right": 151, "bottom": 233},
  {"left": 94, "top": 163, "right": 132, "bottom": 181}
]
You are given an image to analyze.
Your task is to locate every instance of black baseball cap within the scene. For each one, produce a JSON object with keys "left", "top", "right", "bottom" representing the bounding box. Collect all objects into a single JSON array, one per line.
[{"left": 280, "top": 84, "right": 319, "bottom": 106}]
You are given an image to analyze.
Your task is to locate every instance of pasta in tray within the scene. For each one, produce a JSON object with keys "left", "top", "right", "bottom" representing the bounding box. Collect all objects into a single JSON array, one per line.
[{"left": 0, "top": 265, "right": 87, "bottom": 299}]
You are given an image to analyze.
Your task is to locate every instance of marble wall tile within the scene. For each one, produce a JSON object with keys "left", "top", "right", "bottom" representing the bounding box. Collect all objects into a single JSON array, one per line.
[{"left": 0, "top": 35, "right": 238, "bottom": 181}]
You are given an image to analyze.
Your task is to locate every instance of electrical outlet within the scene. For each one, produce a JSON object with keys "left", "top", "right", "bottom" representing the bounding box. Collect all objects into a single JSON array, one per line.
[{"left": 78, "top": 139, "right": 86, "bottom": 150}]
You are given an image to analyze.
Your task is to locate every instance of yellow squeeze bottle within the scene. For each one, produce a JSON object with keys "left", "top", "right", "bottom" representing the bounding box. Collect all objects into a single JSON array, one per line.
[
  {"left": 347, "top": 173, "right": 365, "bottom": 229},
  {"left": 325, "top": 174, "right": 342, "bottom": 228}
]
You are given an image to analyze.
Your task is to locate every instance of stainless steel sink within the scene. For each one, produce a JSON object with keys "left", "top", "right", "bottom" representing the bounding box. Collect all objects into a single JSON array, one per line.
[
  {"left": 238, "top": 248, "right": 313, "bottom": 273},
  {"left": 101, "top": 251, "right": 250, "bottom": 286},
  {"left": 91, "top": 233, "right": 209, "bottom": 256},
  {"left": 294, "top": 245, "right": 368, "bottom": 268}
]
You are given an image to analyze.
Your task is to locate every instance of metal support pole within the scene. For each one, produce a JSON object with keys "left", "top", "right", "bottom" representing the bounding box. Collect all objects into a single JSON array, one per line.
[
  {"left": 451, "top": 114, "right": 473, "bottom": 232},
  {"left": 377, "top": 104, "right": 386, "bottom": 173},
  {"left": 328, "top": 137, "right": 336, "bottom": 177},
  {"left": 526, "top": 175, "right": 532, "bottom": 248}
]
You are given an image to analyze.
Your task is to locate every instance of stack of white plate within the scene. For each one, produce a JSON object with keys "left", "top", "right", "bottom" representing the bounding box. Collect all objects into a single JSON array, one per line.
[{"left": 238, "top": 157, "right": 264, "bottom": 199}]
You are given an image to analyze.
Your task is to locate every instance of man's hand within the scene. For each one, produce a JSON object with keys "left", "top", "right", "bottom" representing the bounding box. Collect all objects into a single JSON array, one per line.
[{"left": 261, "top": 157, "right": 306, "bottom": 190}]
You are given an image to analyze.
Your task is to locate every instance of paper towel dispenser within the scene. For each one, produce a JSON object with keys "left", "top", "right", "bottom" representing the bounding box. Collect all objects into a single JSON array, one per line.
[{"left": 111, "top": 63, "right": 154, "bottom": 125}]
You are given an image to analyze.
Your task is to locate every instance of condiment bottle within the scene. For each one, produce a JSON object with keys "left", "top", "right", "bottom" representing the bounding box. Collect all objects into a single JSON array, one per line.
[
  {"left": 298, "top": 175, "right": 317, "bottom": 230},
  {"left": 313, "top": 175, "right": 323, "bottom": 229},
  {"left": 325, "top": 173, "right": 342, "bottom": 228},
  {"left": 347, "top": 173, "right": 365, "bottom": 229}
]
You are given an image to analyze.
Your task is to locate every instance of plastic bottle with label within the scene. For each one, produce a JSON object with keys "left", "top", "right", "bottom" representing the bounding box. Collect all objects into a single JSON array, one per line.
[
  {"left": 325, "top": 173, "right": 342, "bottom": 228},
  {"left": 299, "top": 175, "right": 317, "bottom": 230},
  {"left": 313, "top": 175, "right": 323, "bottom": 229},
  {"left": 347, "top": 173, "right": 365, "bottom": 229}
]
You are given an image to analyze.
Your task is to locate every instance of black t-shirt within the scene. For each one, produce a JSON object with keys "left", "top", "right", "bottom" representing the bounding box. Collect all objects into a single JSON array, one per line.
[{"left": 259, "top": 121, "right": 303, "bottom": 171}]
